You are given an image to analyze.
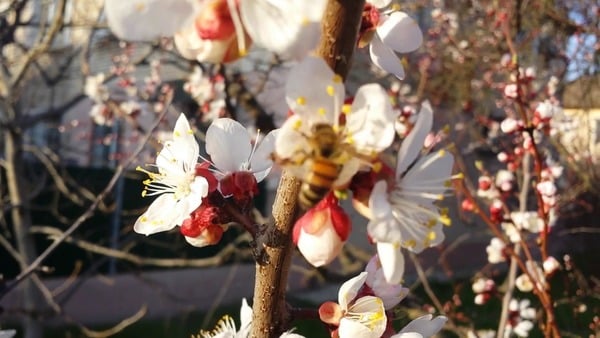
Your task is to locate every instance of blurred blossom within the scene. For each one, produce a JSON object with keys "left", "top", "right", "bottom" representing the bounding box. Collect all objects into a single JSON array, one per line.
[
  {"left": 506, "top": 299, "right": 536, "bottom": 337},
  {"left": 503, "top": 83, "right": 518, "bottom": 99},
  {"left": 486, "top": 237, "right": 506, "bottom": 264},
  {"left": 543, "top": 256, "right": 560, "bottom": 275},
  {"left": 84, "top": 73, "right": 109, "bottom": 103},
  {"left": 495, "top": 169, "right": 515, "bottom": 192}
]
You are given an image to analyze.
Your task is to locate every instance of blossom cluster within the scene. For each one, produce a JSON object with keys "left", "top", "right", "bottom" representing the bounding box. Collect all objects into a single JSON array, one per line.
[{"left": 108, "top": 1, "right": 458, "bottom": 337}]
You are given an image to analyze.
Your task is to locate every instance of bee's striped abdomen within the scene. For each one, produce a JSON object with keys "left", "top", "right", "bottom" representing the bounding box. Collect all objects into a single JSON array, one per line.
[{"left": 299, "top": 157, "right": 341, "bottom": 209}]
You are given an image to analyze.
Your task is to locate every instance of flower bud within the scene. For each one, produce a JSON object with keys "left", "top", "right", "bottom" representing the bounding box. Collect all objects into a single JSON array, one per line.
[{"left": 293, "top": 193, "right": 351, "bottom": 267}]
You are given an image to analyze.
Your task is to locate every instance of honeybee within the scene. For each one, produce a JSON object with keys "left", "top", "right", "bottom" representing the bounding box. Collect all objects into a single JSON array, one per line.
[{"left": 274, "top": 122, "right": 363, "bottom": 210}]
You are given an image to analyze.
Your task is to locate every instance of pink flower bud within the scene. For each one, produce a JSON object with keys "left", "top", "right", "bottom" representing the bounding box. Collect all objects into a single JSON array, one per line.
[
  {"left": 478, "top": 176, "right": 492, "bottom": 190},
  {"left": 293, "top": 193, "right": 351, "bottom": 267}
]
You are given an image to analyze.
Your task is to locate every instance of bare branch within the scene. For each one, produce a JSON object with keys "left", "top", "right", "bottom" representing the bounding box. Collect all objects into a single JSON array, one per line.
[
  {"left": 30, "top": 225, "right": 252, "bottom": 268},
  {"left": 0, "top": 104, "right": 171, "bottom": 300},
  {"left": 9, "top": 0, "right": 66, "bottom": 90}
]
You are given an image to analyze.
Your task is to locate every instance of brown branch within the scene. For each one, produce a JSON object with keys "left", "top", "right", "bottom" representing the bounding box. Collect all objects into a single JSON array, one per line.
[
  {"left": 0, "top": 105, "right": 171, "bottom": 300},
  {"left": 29, "top": 225, "right": 251, "bottom": 268},
  {"left": 9, "top": 0, "right": 66, "bottom": 90},
  {"left": 79, "top": 305, "right": 147, "bottom": 338},
  {"left": 249, "top": 2, "right": 365, "bottom": 337}
]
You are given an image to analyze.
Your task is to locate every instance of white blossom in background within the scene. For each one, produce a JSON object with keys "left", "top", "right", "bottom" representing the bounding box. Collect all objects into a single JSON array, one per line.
[
  {"left": 89, "top": 103, "right": 112, "bottom": 126},
  {"left": 486, "top": 237, "right": 507, "bottom": 264},
  {"left": 361, "top": 1, "right": 423, "bottom": 79},
  {"left": 105, "top": 0, "right": 196, "bottom": 41},
  {"left": 390, "top": 314, "right": 447, "bottom": 338},
  {"left": 543, "top": 256, "right": 561, "bottom": 275},
  {"left": 495, "top": 169, "right": 515, "bottom": 192},
  {"left": 367, "top": 101, "right": 454, "bottom": 283},
  {"left": 275, "top": 56, "right": 395, "bottom": 188},
  {"left": 506, "top": 299, "right": 536, "bottom": 337},
  {"left": 184, "top": 66, "right": 227, "bottom": 122},
  {"left": 134, "top": 114, "right": 208, "bottom": 235},
  {"left": 84, "top": 73, "right": 109, "bottom": 103},
  {"left": 516, "top": 261, "right": 546, "bottom": 293},
  {"left": 511, "top": 211, "right": 545, "bottom": 233}
]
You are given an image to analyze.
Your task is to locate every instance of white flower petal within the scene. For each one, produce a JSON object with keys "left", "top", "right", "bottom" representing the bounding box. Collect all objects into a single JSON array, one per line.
[
  {"left": 274, "top": 116, "right": 307, "bottom": 159},
  {"left": 105, "top": 0, "right": 195, "bottom": 41},
  {"left": 401, "top": 150, "right": 454, "bottom": 203},
  {"left": 134, "top": 194, "right": 182, "bottom": 235},
  {"left": 240, "top": 298, "right": 253, "bottom": 332},
  {"left": 251, "top": 129, "right": 279, "bottom": 182},
  {"left": 206, "top": 118, "right": 253, "bottom": 173},
  {"left": 376, "top": 12, "right": 423, "bottom": 53},
  {"left": 396, "top": 101, "right": 433, "bottom": 177},
  {"left": 368, "top": 181, "right": 392, "bottom": 220},
  {"left": 338, "top": 272, "right": 368, "bottom": 309},
  {"left": 376, "top": 242, "right": 405, "bottom": 284},
  {"left": 346, "top": 83, "right": 395, "bottom": 154},
  {"left": 368, "top": 0, "right": 393, "bottom": 8},
  {"left": 184, "top": 234, "right": 212, "bottom": 248},
  {"left": 338, "top": 317, "right": 377, "bottom": 338},
  {"left": 279, "top": 332, "right": 306, "bottom": 338},
  {"left": 396, "top": 314, "right": 447, "bottom": 338},
  {"left": 240, "top": 0, "right": 326, "bottom": 59},
  {"left": 285, "top": 56, "right": 344, "bottom": 123},
  {"left": 392, "top": 334, "right": 422, "bottom": 338},
  {"left": 369, "top": 34, "right": 406, "bottom": 79}
]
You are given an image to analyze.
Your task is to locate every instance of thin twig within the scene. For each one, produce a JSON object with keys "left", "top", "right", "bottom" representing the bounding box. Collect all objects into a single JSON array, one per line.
[{"left": 0, "top": 106, "right": 172, "bottom": 300}]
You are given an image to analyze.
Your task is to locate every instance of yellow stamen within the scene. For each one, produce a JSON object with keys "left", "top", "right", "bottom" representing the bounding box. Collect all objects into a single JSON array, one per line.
[
  {"left": 428, "top": 231, "right": 437, "bottom": 241},
  {"left": 318, "top": 107, "right": 326, "bottom": 115},
  {"left": 342, "top": 104, "right": 352, "bottom": 114},
  {"left": 440, "top": 214, "right": 452, "bottom": 226},
  {"left": 293, "top": 119, "right": 302, "bottom": 130},
  {"left": 405, "top": 239, "right": 416, "bottom": 248},
  {"left": 174, "top": 130, "right": 181, "bottom": 137},
  {"left": 333, "top": 74, "right": 343, "bottom": 83},
  {"left": 296, "top": 96, "right": 306, "bottom": 105},
  {"left": 372, "top": 162, "right": 382, "bottom": 173},
  {"left": 326, "top": 85, "right": 335, "bottom": 96}
]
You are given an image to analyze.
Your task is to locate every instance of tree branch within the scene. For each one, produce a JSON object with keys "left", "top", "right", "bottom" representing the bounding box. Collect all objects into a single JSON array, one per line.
[{"left": 249, "top": 1, "right": 365, "bottom": 337}]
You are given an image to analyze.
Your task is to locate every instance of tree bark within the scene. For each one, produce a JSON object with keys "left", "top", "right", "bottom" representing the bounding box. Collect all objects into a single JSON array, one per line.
[
  {"left": 250, "top": 1, "right": 365, "bottom": 337},
  {"left": 4, "top": 128, "right": 46, "bottom": 338}
]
